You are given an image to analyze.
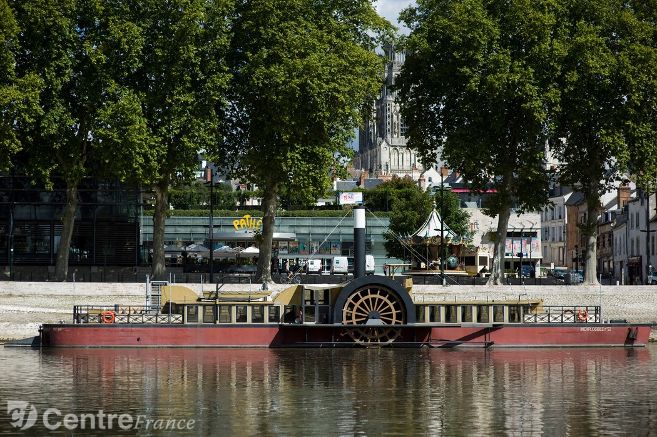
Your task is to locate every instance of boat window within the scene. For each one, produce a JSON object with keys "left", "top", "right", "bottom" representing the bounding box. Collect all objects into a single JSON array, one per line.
[
  {"left": 218, "top": 305, "right": 232, "bottom": 323},
  {"left": 252, "top": 306, "right": 264, "bottom": 323},
  {"left": 416, "top": 306, "right": 426, "bottom": 323},
  {"left": 461, "top": 305, "right": 473, "bottom": 323},
  {"left": 304, "top": 288, "right": 315, "bottom": 305},
  {"left": 268, "top": 306, "right": 280, "bottom": 323},
  {"left": 203, "top": 306, "right": 215, "bottom": 323},
  {"left": 508, "top": 306, "right": 521, "bottom": 323},
  {"left": 236, "top": 305, "right": 248, "bottom": 323},
  {"left": 304, "top": 305, "right": 315, "bottom": 323},
  {"left": 283, "top": 305, "right": 296, "bottom": 323},
  {"left": 445, "top": 306, "right": 457, "bottom": 323},
  {"left": 477, "top": 305, "right": 490, "bottom": 323},
  {"left": 317, "top": 290, "right": 330, "bottom": 305},
  {"left": 429, "top": 305, "right": 441, "bottom": 323},
  {"left": 493, "top": 305, "right": 505, "bottom": 323},
  {"left": 186, "top": 306, "right": 199, "bottom": 323},
  {"left": 317, "top": 306, "right": 330, "bottom": 324}
]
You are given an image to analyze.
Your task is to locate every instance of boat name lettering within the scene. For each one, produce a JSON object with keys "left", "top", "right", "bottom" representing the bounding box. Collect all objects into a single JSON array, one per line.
[
  {"left": 580, "top": 327, "right": 612, "bottom": 332},
  {"left": 233, "top": 215, "right": 262, "bottom": 231}
]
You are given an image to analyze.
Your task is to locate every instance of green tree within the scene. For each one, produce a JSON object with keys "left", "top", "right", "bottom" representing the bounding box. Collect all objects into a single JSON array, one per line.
[
  {"left": 398, "top": 0, "right": 563, "bottom": 284},
  {"left": 10, "top": 0, "right": 147, "bottom": 280},
  {"left": 551, "top": 0, "right": 657, "bottom": 284},
  {"left": 0, "top": 0, "right": 41, "bottom": 170},
  {"left": 365, "top": 176, "right": 418, "bottom": 211},
  {"left": 100, "top": 0, "right": 233, "bottom": 280},
  {"left": 169, "top": 180, "right": 236, "bottom": 211},
  {"left": 217, "top": 0, "right": 391, "bottom": 283},
  {"left": 374, "top": 177, "right": 470, "bottom": 261}
]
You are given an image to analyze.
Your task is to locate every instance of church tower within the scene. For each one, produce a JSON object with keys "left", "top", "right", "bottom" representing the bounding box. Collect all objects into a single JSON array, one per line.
[{"left": 357, "top": 45, "right": 423, "bottom": 179}]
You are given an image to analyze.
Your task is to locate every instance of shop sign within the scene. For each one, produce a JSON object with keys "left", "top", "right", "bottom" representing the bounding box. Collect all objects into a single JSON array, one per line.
[
  {"left": 339, "top": 192, "right": 363, "bottom": 205},
  {"left": 233, "top": 214, "right": 263, "bottom": 231}
]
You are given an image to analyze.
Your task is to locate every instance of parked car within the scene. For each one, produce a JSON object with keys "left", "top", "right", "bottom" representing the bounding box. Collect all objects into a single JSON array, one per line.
[
  {"left": 551, "top": 268, "right": 568, "bottom": 280},
  {"left": 565, "top": 270, "right": 583, "bottom": 284},
  {"left": 306, "top": 259, "right": 322, "bottom": 274},
  {"left": 520, "top": 265, "right": 535, "bottom": 278}
]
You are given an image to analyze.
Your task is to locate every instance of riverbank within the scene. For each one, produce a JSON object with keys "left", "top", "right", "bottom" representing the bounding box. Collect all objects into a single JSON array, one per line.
[{"left": 1, "top": 281, "right": 656, "bottom": 341}]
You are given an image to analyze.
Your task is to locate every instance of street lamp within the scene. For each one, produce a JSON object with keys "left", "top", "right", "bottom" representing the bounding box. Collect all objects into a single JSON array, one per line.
[
  {"left": 205, "top": 165, "right": 215, "bottom": 284},
  {"left": 439, "top": 166, "right": 449, "bottom": 286}
]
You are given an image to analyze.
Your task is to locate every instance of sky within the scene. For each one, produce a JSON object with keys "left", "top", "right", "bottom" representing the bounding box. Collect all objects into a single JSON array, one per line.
[{"left": 376, "top": 0, "right": 415, "bottom": 31}]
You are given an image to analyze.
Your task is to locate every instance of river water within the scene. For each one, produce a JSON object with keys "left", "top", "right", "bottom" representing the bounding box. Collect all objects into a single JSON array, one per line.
[{"left": 1, "top": 345, "right": 657, "bottom": 436}]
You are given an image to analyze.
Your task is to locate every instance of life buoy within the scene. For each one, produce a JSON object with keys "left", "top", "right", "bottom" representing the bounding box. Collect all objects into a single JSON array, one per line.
[
  {"left": 577, "top": 309, "right": 588, "bottom": 322},
  {"left": 101, "top": 311, "right": 116, "bottom": 324}
]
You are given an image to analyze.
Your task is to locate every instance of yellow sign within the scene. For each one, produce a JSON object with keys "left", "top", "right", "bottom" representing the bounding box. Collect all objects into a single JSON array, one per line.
[{"left": 233, "top": 214, "right": 263, "bottom": 231}]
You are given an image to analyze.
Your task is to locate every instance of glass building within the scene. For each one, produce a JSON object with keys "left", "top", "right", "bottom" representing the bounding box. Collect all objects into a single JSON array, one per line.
[
  {"left": 141, "top": 213, "right": 399, "bottom": 274},
  {"left": 0, "top": 174, "right": 142, "bottom": 269}
]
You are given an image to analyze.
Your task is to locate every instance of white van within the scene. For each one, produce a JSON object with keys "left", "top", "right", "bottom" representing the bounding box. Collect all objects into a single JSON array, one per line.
[
  {"left": 332, "top": 256, "right": 349, "bottom": 274},
  {"left": 366, "top": 255, "right": 375, "bottom": 275},
  {"left": 306, "top": 259, "right": 322, "bottom": 274}
]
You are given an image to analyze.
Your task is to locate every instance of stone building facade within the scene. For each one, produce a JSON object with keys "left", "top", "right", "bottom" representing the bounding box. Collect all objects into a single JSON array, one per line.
[{"left": 356, "top": 46, "right": 426, "bottom": 180}]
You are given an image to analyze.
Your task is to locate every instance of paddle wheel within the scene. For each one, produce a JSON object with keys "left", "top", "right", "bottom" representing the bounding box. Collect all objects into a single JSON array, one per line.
[{"left": 339, "top": 280, "right": 409, "bottom": 345}]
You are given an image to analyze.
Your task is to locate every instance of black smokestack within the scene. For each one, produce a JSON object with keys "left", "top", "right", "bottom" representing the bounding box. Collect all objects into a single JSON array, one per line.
[{"left": 353, "top": 205, "right": 365, "bottom": 278}]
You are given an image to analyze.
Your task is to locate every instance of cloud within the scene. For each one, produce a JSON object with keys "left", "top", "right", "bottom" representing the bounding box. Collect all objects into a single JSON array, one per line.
[{"left": 376, "top": 0, "right": 416, "bottom": 30}]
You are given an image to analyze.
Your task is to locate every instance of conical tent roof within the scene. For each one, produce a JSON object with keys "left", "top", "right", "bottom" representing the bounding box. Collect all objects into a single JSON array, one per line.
[{"left": 412, "top": 208, "right": 457, "bottom": 240}]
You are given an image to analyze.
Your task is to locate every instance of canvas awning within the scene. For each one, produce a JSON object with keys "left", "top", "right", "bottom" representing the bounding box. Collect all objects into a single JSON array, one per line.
[
  {"left": 412, "top": 208, "right": 457, "bottom": 240},
  {"left": 240, "top": 246, "right": 260, "bottom": 257}
]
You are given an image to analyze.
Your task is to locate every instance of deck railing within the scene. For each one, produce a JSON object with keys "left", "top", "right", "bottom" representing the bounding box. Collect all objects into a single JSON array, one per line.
[
  {"left": 523, "top": 305, "right": 600, "bottom": 323},
  {"left": 73, "top": 305, "right": 183, "bottom": 324},
  {"left": 72, "top": 304, "right": 601, "bottom": 325}
]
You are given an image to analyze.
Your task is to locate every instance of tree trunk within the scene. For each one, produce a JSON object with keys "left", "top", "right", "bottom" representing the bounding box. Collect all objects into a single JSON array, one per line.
[
  {"left": 487, "top": 207, "right": 511, "bottom": 286},
  {"left": 152, "top": 181, "right": 169, "bottom": 280},
  {"left": 257, "top": 183, "right": 278, "bottom": 284},
  {"left": 55, "top": 184, "right": 79, "bottom": 281},
  {"left": 583, "top": 200, "right": 600, "bottom": 285}
]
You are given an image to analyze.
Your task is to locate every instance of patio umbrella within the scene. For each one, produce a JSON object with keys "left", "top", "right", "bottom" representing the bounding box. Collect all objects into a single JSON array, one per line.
[{"left": 240, "top": 246, "right": 260, "bottom": 258}]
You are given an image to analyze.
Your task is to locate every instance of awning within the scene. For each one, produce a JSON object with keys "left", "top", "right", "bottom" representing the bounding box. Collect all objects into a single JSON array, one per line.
[{"left": 412, "top": 208, "right": 456, "bottom": 240}]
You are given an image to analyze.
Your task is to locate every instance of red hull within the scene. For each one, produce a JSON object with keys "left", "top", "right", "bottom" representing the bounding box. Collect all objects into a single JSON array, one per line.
[{"left": 39, "top": 323, "right": 651, "bottom": 348}]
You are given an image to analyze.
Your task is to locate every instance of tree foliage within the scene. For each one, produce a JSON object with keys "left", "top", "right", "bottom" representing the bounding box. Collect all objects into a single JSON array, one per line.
[
  {"left": 551, "top": 0, "right": 657, "bottom": 284},
  {"left": 100, "top": 0, "right": 233, "bottom": 279},
  {"left": 371, "top": 177, "right": 470, "bottom": 261},
  {"left": 216, "top": 0, "right": 392, "bottom": 283},
  {"left": 10, "top": 0, "right": 145, "bottom": 280},
  {"left": 169, "top": 180, "right": 237, "bottom": 211},
  {"left": 398, "top": 0, "right": 564, "bottom": 284},
  {"left": 0, "top": 0, "right": 41, "bottom": 171}
]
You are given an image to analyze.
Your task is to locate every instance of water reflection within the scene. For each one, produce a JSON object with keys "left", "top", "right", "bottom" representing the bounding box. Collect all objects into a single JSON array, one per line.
[{"left": 0, "top": 347, "right": 655, "bottom": 435}]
